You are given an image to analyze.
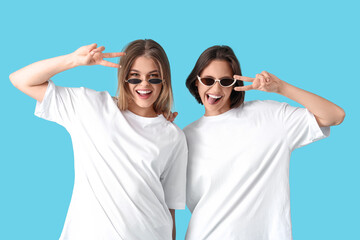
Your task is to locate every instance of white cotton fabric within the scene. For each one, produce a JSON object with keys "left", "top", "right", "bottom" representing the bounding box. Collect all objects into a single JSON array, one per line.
[
  {"left": 34, "top": 80, "right": 187, "bottom": 240},
  {"left": 184, "top": 100, "right": 330, "bottom": 240}
]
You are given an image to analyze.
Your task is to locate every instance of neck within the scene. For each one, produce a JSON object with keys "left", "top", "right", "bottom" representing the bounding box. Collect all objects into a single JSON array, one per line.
[
  {"left": 128, "top": 102, "right": 158, "bottom": 117},
  {"left": 204, "top": 104, "right": 231, "bottom": 117}
]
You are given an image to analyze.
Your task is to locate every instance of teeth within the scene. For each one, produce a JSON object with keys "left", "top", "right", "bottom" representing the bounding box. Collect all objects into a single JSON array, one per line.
[
  {"left": 208, "top": 94, "right": 222, "bottom": 99},
  {"left": 137, "top": 90, "right": 152, "bottom": 94}
]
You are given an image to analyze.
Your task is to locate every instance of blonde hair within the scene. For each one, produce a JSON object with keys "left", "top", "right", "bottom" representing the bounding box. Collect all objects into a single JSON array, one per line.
[{"left": 116, "top": 39, "right": 173, "bottom": 118}]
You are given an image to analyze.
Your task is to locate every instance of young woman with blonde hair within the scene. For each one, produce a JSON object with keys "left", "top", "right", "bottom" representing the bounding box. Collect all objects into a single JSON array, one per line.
[{"left": 10, "top": 39, "right": 187, "bottom": 240}]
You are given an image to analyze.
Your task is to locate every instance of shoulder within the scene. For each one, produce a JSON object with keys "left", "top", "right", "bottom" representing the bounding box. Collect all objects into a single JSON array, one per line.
[
  {"left": 243, "top": 100, "right": 284, "bottom": 109},
  {"left": 240, "top": 100, "right": 289, "bottom": 114},
  {"left": 242, "top": 100, "right": 306, "bottom": 124},
  {"left": 75, "top": 87, "right": 114, "bottom": 107},
  {"left": 168, "top": 122, "right": 187, "bottom": 143},
  {"left": 62, "top": 86, "right": 115, "bottom": 114},
  {"left": 51, "top": 80, "right": 111, "bottom": 103},
  {"left": 82, "top": 87, "right": 110, "bottom": 99},
  {"left": 183, "top": 118, "right": 202, "bottom": 135}
]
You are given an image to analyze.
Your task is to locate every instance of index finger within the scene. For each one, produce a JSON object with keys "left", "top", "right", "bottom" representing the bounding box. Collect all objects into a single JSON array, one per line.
[
  {"left": 233, "top": 75, "right": 254, "bottom": 82},
  {"left": 234, "top": 85, "right": 253, "bottom": 91},
  {"left": 102, "top": 52, "right": 126, "bottom": 58}
]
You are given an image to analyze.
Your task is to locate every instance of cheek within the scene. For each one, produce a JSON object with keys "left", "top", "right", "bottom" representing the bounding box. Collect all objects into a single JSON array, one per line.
[
  {"left": 224, "top": 88, "right": 233, "bottom": 101},
  {"left": 153, "top": 85, "right": 163, "bottom": 98},
  {"left": 127, "top": 85, "right": 136, "bottom": 97},
  {"left": 196, "top": 85, "right": 206, "bottom": 99}
]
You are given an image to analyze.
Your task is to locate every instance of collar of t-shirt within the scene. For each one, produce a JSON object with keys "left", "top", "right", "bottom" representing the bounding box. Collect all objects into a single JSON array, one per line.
[
  {"left": 123, "top": 110, "right": 165, "bottom": 124},
  {"left": 201, "top": 107, "right": 238, "bottom": 122}
]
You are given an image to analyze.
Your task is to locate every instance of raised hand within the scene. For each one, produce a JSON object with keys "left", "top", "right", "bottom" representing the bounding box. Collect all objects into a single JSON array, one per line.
[
  {"left": 71, "top": 43, "right": 125, "bottom": 68},
  {"left": 233, "top": 71, "right": 283, "bottom": 93}
]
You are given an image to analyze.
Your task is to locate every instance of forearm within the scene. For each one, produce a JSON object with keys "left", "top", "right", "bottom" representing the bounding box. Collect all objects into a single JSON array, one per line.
[
  {"left": 10, "top": 53, "right": 77, "bottom": 88},
  {"left": 278, "top": 81, "right": 345, "bottom": 126}
]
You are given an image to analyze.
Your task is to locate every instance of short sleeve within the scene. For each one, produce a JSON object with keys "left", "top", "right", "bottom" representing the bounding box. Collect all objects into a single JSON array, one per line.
[
  {"left": 282, "top": 102, "right": 330, "bottom": 151},
  {"left": 160, "top": 132, "right": 188, "bottom": 210},
  {"left": 34, "top": 80, "right": 83, "bottom": 129}
]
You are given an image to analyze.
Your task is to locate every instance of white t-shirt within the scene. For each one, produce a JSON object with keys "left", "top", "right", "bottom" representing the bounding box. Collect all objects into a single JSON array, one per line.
[
  {"left": 34, "top": 80, "right": 187, "bottom": 240},
  {"left": 184, "top": 100, "right": 330, "bottom": 240}
]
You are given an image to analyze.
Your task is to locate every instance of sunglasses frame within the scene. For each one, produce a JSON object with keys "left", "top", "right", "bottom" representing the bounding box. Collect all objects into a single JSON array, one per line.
[
  {"left": 125, "top": 78, "right": 164, "bottom": 85},
  {"left": 197, "top": 75, "right": 236, "bottom": 87}
]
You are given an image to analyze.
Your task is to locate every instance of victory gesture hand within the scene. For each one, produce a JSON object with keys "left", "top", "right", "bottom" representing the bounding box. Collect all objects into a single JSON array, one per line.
[
  {"left": 70, "top": 43, "right": 125, "bottom": 68},
  {"left": 234, "top": 71, "right": 283, "bottom": 93}
]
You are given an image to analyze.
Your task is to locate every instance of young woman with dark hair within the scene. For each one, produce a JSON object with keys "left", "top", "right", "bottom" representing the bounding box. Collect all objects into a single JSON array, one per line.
[{"left": 184, "top": 45, "right": 345, "bottom": 240}]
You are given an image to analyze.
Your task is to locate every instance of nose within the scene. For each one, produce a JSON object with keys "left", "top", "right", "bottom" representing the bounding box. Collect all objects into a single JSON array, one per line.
[
  {"left": 210, "top": 81, "right": 222, "bottom": 91},
  {"left": 139, "top": 76, "right": 150, "bottom": 87}
]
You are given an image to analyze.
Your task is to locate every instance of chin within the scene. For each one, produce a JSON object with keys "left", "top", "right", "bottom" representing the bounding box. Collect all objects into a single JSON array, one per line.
[
  {"left": 203, "top": 99, "right": 230, "bottom": 115},
  {"left": 205, "top": 105, "right": 222, "bottom": 112},
  {"left": 134, "top": 99, "right": 155, "bottom": 109}
]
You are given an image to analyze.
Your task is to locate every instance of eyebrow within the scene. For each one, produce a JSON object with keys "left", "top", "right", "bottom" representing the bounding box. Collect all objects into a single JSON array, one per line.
[
  {"left": 129, "top": 69, "right": 159, "bottom": 74},
  {"left": 202, "top": 75, "right": 233, "bottom": 78}
]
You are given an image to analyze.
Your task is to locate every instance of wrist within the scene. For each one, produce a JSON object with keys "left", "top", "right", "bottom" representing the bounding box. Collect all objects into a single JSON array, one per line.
[
  {"left": 277, "top": 80, "right": 289, "bottom": 95},
  {"left": 64, "top": 53, "right": 80, "bottom": 68}
]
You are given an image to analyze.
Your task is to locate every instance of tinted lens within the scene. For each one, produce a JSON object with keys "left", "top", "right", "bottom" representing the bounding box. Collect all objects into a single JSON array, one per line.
[
  {"left": 220, "top": 78, "right": 235, "bottom": 87},
  {"left": 201, "top": 77, "right": 215, "bottom": 86},
  {"left": 148, "top": 78, "right": 163, "bottom": 84},
  {"left": 127, "top": 79, "right": 142, "bottom": 84}
]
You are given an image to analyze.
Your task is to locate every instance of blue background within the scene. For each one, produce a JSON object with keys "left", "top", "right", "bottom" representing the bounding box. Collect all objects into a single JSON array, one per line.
[{"left": 1, "top": 0, "right": 359, "bottom": 239}]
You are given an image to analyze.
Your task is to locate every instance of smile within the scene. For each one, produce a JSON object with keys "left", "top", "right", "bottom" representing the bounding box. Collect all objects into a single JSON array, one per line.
[{"left": 136, "top": 90, "right": 153, "bottom": 99}]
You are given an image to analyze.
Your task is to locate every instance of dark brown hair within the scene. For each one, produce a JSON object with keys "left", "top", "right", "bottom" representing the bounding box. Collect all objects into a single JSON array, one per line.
[
  {"left": 117, "top": 39, "right": 173, "bottom": 117},
  {"left": 186, "top": 45, "right": 245, "bottom": 108}
]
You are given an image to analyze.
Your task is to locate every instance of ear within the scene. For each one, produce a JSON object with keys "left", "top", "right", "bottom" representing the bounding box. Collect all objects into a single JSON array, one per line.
[{"left": 195, "top": 79, "right": 198, "bottom": 87}]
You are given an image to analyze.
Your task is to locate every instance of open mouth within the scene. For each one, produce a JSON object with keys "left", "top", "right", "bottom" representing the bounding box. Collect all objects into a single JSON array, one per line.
[
  {"left": 136, "top": 90, "right": 153, "bottom": 99},
  {"left": 207, "top": 94, "right": 222, "bottom": 105}
]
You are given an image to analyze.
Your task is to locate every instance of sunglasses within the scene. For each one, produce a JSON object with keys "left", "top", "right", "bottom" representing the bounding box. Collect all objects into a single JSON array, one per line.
[
  {"left": 197, "top": 75, "right": 236, "bottom": 87},
  {"left": 125, "top": 78, "right": 163, "bottom": 84}
]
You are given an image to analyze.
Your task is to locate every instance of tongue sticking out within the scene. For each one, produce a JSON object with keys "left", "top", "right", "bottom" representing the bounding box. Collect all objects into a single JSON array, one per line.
[{"left": 207, "top": 95, "right": 218, "bottom": 104}]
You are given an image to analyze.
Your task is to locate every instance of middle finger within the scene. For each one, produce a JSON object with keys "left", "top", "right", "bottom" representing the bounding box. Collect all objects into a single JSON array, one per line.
[{"left": 102, "top": 52, "right": 126, "bottom": 58}]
